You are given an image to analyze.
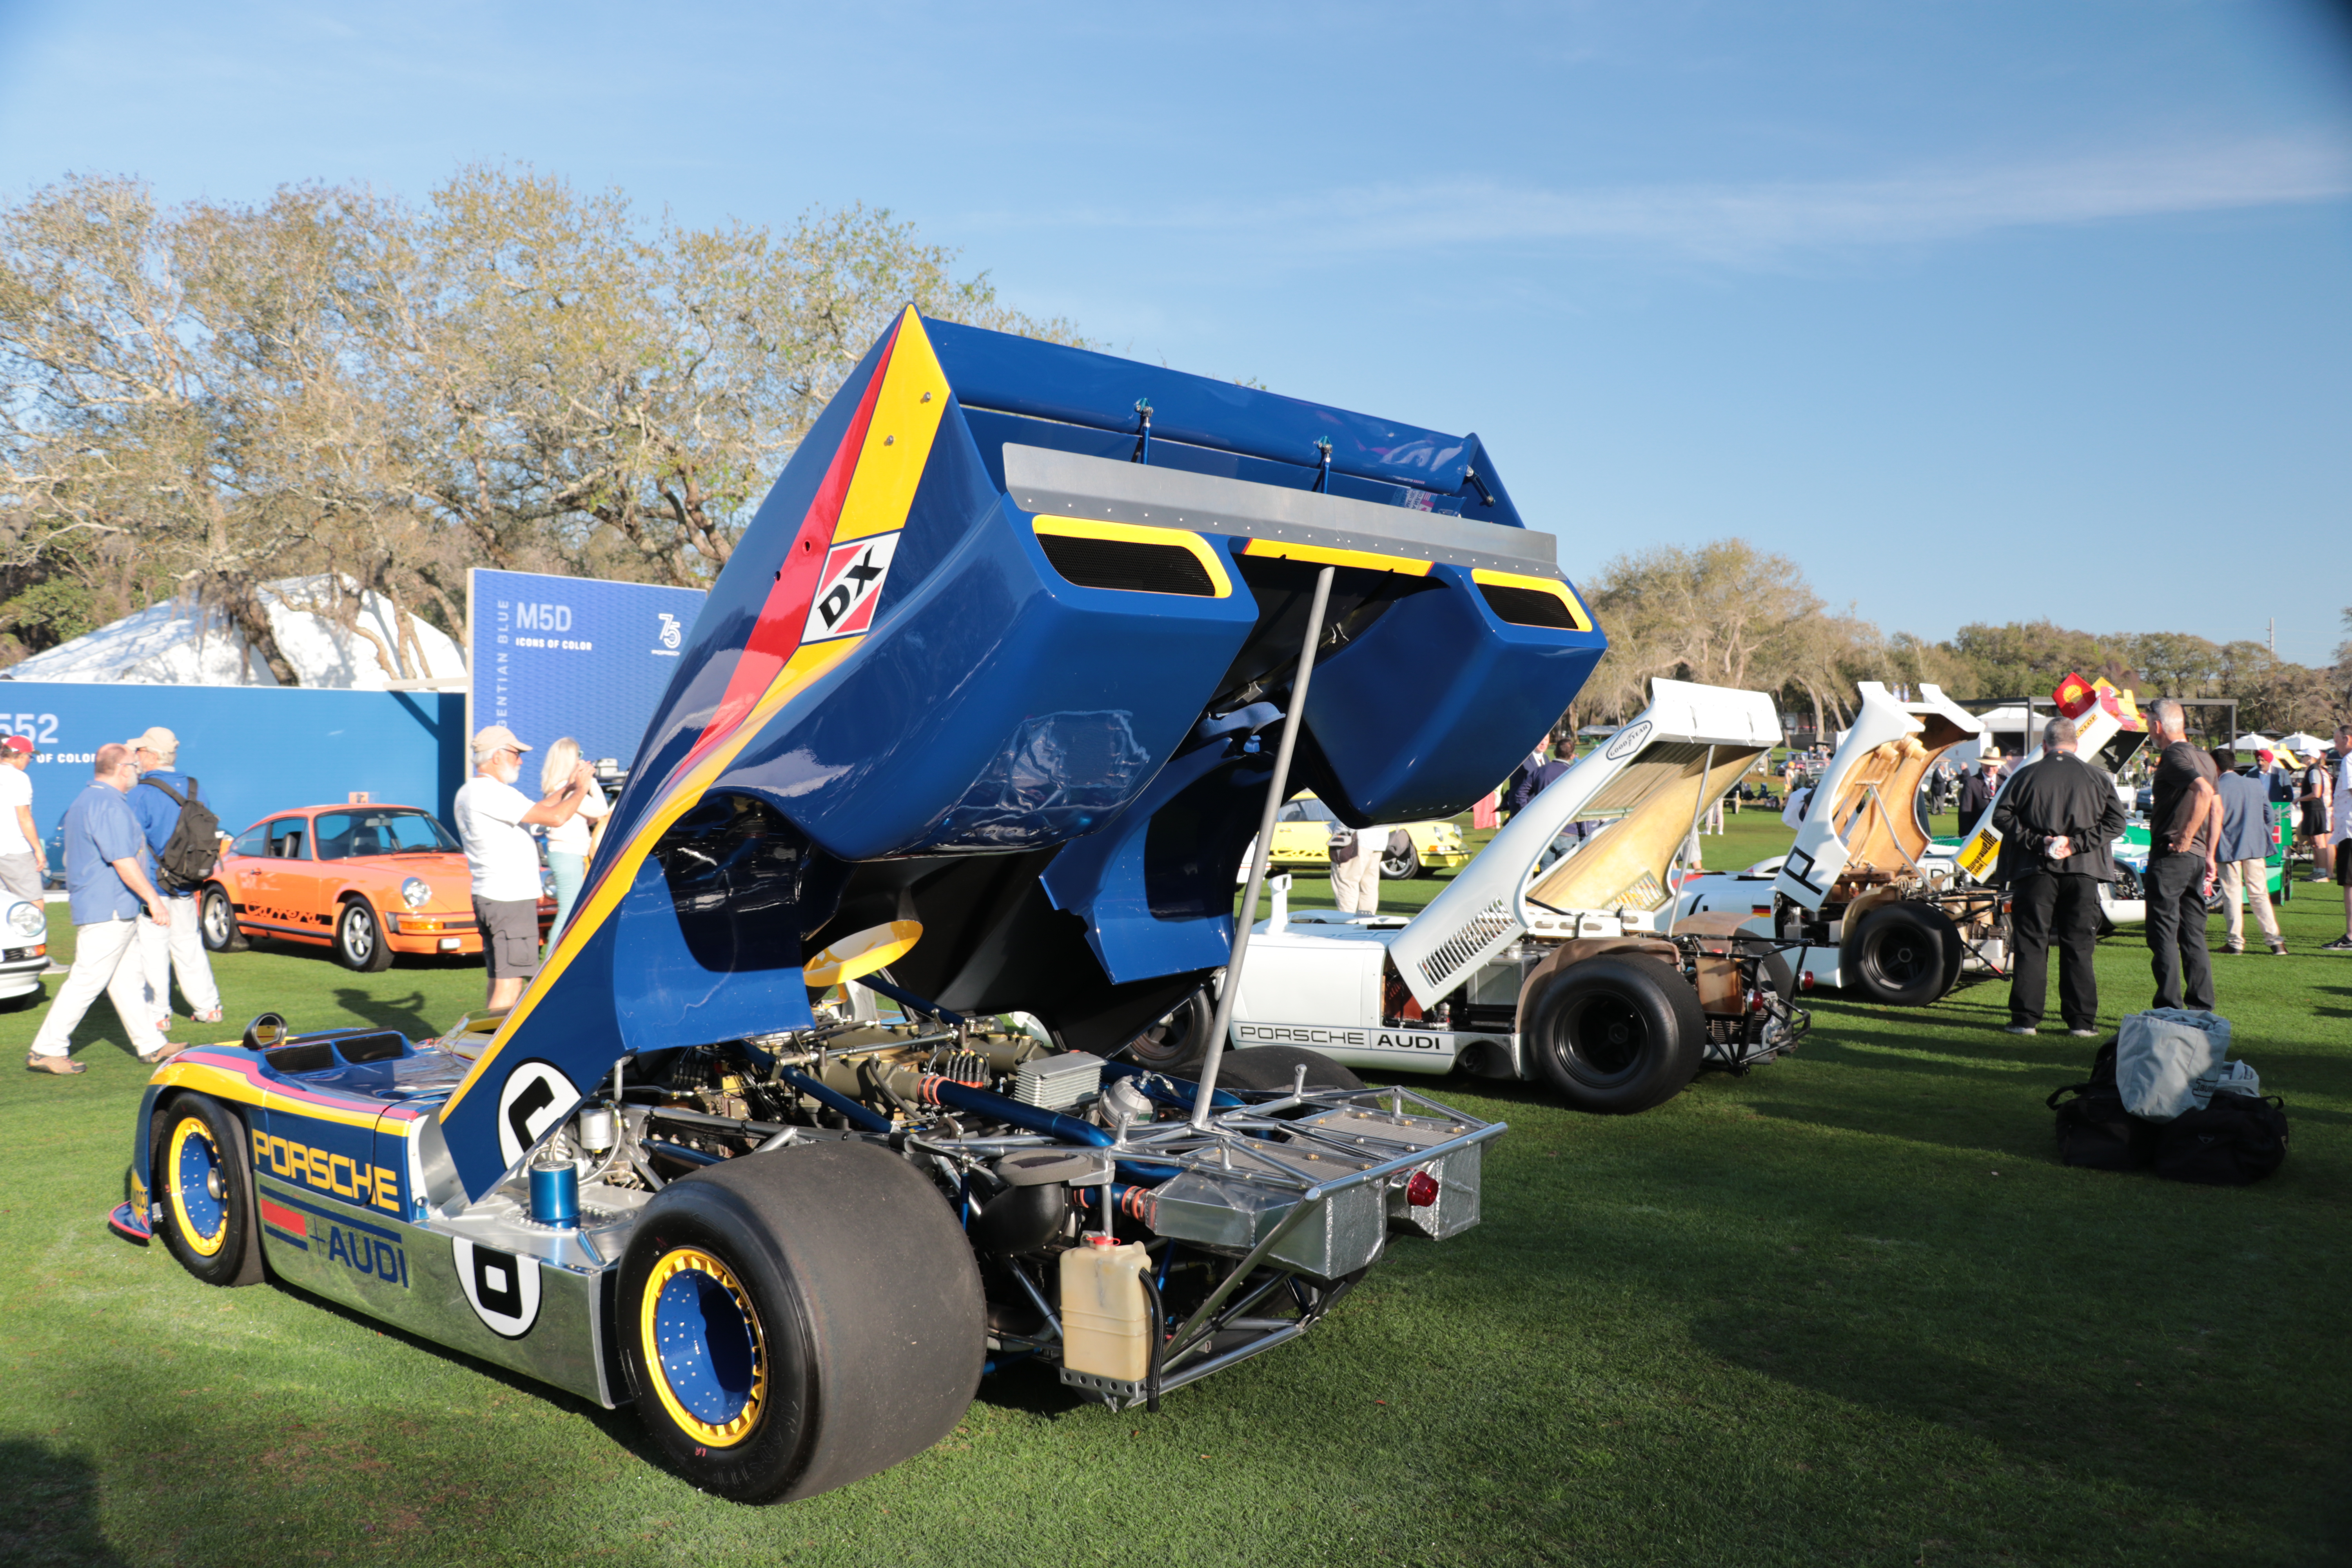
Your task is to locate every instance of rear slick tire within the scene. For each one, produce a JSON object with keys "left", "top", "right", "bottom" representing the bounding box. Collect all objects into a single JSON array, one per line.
[
  {"left": 1526, "top": 954, "right": 1705, "bottom": 1115},
  {"left": 618, "top": 1140, "right": 984, "bottom": 1504},
  {"left": 1842, "top": 902, "right": 1961, "bottom": 1007}
]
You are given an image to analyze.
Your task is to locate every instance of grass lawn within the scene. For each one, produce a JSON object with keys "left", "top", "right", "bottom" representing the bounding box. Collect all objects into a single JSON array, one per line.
[{"left": 4, "top": 823, "right": 2350, "bottom": 1567}]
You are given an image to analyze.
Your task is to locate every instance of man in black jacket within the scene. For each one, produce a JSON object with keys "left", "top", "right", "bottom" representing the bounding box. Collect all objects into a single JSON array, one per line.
[
  {"left": 1957, "top": 755, "right": 2004, "bottom": 838},
  {"left": 1991, "top": 717, "right": 2127, "bottom": 1036}
]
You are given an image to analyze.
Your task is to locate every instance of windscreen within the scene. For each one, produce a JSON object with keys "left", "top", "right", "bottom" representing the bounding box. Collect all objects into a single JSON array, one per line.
[{"left": 312, "top": 809, "right": 461, "bottom": 859}]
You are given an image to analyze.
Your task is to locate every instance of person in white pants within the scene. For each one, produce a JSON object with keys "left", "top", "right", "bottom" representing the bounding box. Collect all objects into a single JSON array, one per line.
[
  {"left": 1328, "top": 824, "right": 1380, "bottom": 916},
  {"left": 126, "top": 727, "right": 223, "bottom": 1027},
  {"left": 26, "top": 745, "right": 187, "bottom": 1075}
]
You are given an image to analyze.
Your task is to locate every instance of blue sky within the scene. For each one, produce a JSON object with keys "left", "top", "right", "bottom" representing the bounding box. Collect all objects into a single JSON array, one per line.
[{"left": 3, "top": 0, "right": 2347, "bottom": 660}]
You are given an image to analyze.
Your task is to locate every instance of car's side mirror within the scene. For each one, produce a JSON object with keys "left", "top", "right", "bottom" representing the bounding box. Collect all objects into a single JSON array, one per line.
[{"left": 242, "top": 1012, "right": 288, "bottom": 1052}]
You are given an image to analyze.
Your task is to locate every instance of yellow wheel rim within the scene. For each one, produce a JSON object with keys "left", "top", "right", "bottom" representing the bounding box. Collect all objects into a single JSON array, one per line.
[
  {"left": 167, "top": 1116, "right": 228, "bottom": 1258},
  {"left": 640, "top": 1246, "right": 768, "bottom": 1448}
]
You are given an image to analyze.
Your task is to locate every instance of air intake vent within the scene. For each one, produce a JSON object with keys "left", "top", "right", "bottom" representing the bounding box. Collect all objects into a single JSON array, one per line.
[
  {"left": 1038, "top": 533, "right": 1218, "bottom": 597},
  {"left": 1478, "top": 581, "right": 1583, "bottom": 629},
  {"left": 1417, "top": 898, "right": 1518, "bottom": 992}
]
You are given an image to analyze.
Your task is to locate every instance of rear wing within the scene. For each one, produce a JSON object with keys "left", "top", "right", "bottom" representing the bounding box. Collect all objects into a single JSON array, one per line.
[
  {"left": 425, "top": 308, "right": 1606, "bottom": 1202},
  {"left": 1388, "top": 679, "right": 1779, "bottom": 1009}
]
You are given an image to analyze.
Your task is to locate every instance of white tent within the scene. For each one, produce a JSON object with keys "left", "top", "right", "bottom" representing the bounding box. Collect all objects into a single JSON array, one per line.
[
  {"left": 2280, "top": 731, "right": 2329, "bottom": 753},
  {"left": 3, "top": 575, "right": 465, "bottom": 689},
  {"left": 2232, "top": 733, "right": 2274, "bottom": 751}
]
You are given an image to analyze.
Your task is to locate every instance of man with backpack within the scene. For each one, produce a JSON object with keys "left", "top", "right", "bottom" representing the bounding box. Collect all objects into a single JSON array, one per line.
[{"left": 125, "top": 726, "right": 223, "bottom": 1028}]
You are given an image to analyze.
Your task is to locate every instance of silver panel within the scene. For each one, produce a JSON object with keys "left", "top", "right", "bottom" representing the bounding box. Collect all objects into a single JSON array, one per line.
[
  {"left": 1288, "top": 1107, "right": 1485, "bottom": 1242},
  {"left": 1002, "top": 444, "right": 1561, "bottom": 577},
  {"left": 256, "top": 1178, "right": 617, "bottom": 1408}
]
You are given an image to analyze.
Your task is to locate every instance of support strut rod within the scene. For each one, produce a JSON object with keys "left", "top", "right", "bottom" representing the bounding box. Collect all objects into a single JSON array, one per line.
[{"left": 1192, "top": 564, "right": 1338, "bottom": 1128}]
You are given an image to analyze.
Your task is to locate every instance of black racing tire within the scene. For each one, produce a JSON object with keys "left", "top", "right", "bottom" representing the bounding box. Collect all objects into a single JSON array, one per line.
[
  {"left": 334, "top": 897, "right": 394, "bottom": 973},
  {"left": 1211, "top": 1045, "right": 1365, "bottom": 1093},
  {"left": 618, "top": 1140, "right": 985, "bottom": 1504},
  {"left": 1127, "top": 985, "right": 1214, "bottom": 1072},
  {"left": 151, "top": 1095, "right": 264, "bottom": 1287},
  {"left": 1526, "top": 954, "right": 1705, "bottom": 1114},
  {"left": 1842, "top": 902, "right": 1962, "bottom": 1007},
  {"left": 1381, "top": 843, "right": 1423, "bottom": 880},
  {"left": 199, "top": 884, "right": 243, "bottom": 953}
]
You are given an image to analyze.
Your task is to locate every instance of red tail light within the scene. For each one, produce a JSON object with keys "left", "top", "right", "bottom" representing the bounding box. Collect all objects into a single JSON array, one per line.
[
  {"left": 1798, "top": 970, "right": 1816, "bottom": 992},
  {"left": 1744, "top": 988, "right": 1768, "bottom": 1014},
  {"left": 1405, "top": 1171, "right": 1439, "bottom": 1207}
]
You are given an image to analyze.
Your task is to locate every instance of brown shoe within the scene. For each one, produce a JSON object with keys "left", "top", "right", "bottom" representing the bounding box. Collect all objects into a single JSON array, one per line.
[
  {"left": 25, "top": 1053, "right": 85, "bottom": 1075},
  {"left": 136, "top": 1041, "right": 190, "bottom": 1065}
]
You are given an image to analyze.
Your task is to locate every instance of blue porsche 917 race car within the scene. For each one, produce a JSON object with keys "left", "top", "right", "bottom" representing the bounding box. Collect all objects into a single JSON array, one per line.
[{"left": 110, "top": 309, "right": 1602, "bottom": 1503}]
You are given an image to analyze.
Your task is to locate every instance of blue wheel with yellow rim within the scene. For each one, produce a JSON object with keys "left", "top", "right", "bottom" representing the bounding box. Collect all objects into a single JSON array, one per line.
[
  {"left": 618, "top": 1140, "right": 985, "bottom": 1503},
  {"left": 642, "top": 1246, "right": 768, "bottom": 1448},
  {"left": 151, "top": 1095, "right": 264, "bottom": 1286}
]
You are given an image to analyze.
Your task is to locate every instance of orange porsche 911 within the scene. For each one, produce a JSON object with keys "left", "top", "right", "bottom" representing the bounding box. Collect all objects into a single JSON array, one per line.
[{"left": 199, "top": 803, "right": 554, "bottom": 971}]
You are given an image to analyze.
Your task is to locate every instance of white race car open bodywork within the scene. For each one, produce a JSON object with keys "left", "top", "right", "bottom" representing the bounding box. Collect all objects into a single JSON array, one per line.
[
  {"left": 1228, "top": 680, "right": 1800, "bottom": 1110},
  {"left": 1677, "top": 682, "right": 1985, "bottom": 992}
]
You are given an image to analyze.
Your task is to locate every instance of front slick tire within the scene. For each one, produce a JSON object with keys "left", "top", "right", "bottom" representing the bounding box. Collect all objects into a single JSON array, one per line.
[
  {"left": 619, "top": 1140, "right": 984, "bottom": 1504},
  {"left": 151, "top": 1094, "right": 264, "bottom": 1286},
  {"left": 1527, "top": 954, "right": 1704, "bottom": 1114}
]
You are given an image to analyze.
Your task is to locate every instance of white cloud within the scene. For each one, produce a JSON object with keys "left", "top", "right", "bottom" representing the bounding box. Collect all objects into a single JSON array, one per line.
[{"left": 963, "top": 138, "right": 2352, "bottom": 265}]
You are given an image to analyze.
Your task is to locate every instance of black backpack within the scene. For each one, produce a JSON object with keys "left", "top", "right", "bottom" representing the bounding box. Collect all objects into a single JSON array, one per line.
[
  {"left": 140, "top": 776, "right": 221, "bottom": 893},
  {"left": 2046, "top": 1041, "right": 2156, "bottom": 1171},
  {"left": 2148, "top": 1093, "right": 2289, "bottom": 1187}
]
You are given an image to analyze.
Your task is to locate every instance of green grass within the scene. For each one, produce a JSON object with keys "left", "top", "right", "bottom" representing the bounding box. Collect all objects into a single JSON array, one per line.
[{"left": 5, "top": 838, "right": 2351, "bottom": 1567}]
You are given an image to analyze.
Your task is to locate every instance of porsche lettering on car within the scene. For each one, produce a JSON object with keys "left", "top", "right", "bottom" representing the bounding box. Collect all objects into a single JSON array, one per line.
[{"left": 200, "top": 803, "right": 554, "bottom": 971}]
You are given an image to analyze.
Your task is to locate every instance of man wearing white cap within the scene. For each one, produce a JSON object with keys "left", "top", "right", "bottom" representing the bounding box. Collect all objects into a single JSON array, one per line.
[
  {"left": 0, "top": 733, "right": 47, "bottom": 903},
  {"left": 127, "top": 726, "right": 224, "bottom": 1027},
  {"left": 454, "top": 726, "right": 592, "bottom": 1010}
]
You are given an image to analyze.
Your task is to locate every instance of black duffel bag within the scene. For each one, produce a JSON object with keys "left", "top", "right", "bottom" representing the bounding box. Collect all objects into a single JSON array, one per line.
[
  {"left": 2148, "top": 1093, "right": 2290, "bottom": 1186},
  {"left": 2047, "top": 1042, "right": 2154, "bottom": 1172}
]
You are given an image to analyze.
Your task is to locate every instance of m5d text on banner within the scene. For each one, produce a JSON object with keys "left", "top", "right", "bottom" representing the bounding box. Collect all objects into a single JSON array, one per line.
[{"left": 466, "top": 570, "right": 708, "bottom": 769}]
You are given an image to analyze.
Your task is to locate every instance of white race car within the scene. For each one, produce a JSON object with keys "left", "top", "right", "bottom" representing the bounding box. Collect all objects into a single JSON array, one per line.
[
  {"left": 1216, "top": 679, "right": 1806, "bottom": 1115},
  {"left": 0, "top": 894, "right": 50, "bottom": 1003}
]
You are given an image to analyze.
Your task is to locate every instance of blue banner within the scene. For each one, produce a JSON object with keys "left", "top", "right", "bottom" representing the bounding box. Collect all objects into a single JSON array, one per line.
[
  {"left": 0, "top": 684, "right": 465, "bottom": 857},
  {"left": 467, "top": 570, "right": 708, "bottom": 771}
]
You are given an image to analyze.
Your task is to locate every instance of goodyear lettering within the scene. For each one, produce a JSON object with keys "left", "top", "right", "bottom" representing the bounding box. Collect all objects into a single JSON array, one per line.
[
  {"left": 325, "top": 1224, "right": 409, "bottom": 1289},
  {"left": 251, "top": 1129, "right": 401, "bottom": 1214}
]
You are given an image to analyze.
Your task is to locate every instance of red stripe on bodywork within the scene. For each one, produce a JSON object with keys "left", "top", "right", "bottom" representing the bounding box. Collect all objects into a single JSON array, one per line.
[
  {"left": 258, "top": 1196, "right": 308, "bottom": 1236},
  {"left": 688, "top": 324, "right": 902, "bottom": 771}
]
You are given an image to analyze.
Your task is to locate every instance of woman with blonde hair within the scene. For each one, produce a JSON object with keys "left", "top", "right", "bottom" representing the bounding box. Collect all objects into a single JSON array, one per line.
[{"left": 539, "top": 737, "right": 609, "bottom": 942}]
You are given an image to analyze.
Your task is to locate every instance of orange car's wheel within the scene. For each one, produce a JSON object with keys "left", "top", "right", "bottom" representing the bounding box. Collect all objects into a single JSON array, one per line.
[
  {"left": 199, "top": 885, "right": 245, "bottom": 953},
  {"left": 334, "top": 897, "right": 395, "bottom": 973}
]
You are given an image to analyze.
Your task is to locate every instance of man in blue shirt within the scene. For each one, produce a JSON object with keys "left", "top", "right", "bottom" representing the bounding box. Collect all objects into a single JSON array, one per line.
[
  {"left": 2210, "top": 748, "right": 2284, "bottom": 956},
  {"left": 127, "top": 726, "right": 223, "bottom": 1025},
  {"left": 26, "top": 744, "right": 186, "bottom": 1074}
]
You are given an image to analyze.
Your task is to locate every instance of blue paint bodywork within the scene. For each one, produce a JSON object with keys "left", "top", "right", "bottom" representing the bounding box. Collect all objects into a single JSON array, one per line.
[{"left": 436, "top": 312, "right": 1603, "bottom": 1202}]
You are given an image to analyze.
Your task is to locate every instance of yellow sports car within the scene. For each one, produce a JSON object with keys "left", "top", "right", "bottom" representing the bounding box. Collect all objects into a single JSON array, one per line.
[{"left": 1268, "top": 793, "right": 1471, "bottom": 878}]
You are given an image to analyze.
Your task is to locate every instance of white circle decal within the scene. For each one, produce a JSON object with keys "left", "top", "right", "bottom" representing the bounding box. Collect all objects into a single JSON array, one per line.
[
  {"left": 495, "top": 1060, "right": 580, "bottom": 1170},
  {"left": 452, "top": 1238, "right": 543, "bottom": 1339}
]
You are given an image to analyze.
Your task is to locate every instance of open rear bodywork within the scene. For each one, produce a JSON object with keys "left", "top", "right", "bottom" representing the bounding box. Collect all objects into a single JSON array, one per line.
[
  {"left": 116, "top": 310, "right": 1605, "bottom": 1502},
  {"left": 1230, "top": 680, "right": 1806, "bottom": 1112}
]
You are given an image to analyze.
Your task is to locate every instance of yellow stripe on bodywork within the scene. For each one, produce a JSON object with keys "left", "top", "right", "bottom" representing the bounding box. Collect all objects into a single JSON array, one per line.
[
  {"left": 832, "top": 316, "right": 951, "bottom": 544},
  {"left": 441, "top": 635, "right": 863, "bottom": 1118},
  {"left": 149, "top": 1058, "right": 386, "bottom": 1132},
  {"left": 1032, "top": 516, "right": 1234, "bottom": 597},
  {"left": 444, "top": 310, "right": 958, "bottom": 1122},
  {"left": 1241, "top": 537, "right": 1433, "bottom": 577},
  {"left": 1470, "top": 567, "right": 1593, "bottom": 631}
]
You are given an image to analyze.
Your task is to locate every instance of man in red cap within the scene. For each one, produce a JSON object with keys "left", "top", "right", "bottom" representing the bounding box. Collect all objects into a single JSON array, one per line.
[{"left": 0, "top": 733, "right": 46, "bottom": 903}]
